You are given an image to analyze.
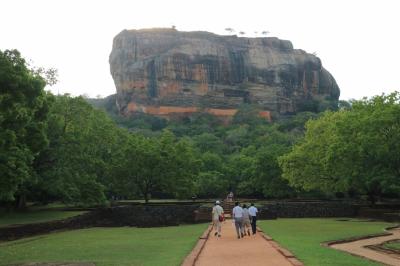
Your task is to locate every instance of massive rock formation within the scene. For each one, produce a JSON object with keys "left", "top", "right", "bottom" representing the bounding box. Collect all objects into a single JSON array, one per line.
[{"left": 109, "top": 28, "right": 340, "bottom": 121}]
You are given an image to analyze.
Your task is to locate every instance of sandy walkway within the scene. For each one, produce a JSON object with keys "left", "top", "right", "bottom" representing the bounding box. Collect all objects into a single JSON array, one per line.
[
  {"left": 195, "top": 220, "right": 293, "bottom": 266},
  {"left": 330, "top": 228, "right": 400, "bottom": 266}
]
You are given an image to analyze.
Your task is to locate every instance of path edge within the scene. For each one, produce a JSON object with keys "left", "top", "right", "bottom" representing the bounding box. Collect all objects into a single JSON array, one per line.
[
  {"left": 322, "top": 224, "right": 400, "bottom": 266},
  {"left": 181, "top": 223, "right": 213, "bottom": 266},
  {"left": 256, "top": 226, "right": 304, "bottom": 266},
  {"left": 322, "top": 224, "right": 400, "bottom": 247}
]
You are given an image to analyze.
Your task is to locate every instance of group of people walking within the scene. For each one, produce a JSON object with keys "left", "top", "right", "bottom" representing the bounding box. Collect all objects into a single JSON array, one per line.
[{"left": 212, "top": 200, "right": 258, "bottom": 239}]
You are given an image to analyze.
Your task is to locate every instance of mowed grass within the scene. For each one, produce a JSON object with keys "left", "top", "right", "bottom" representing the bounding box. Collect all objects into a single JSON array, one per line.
[
  {"left": 0, "top": 223, "right": 208, "bottom": 266},
  {"left": 384, "top": 240, "right": 400, "bottom": 250},
  {"left": 0, "top": 210, "right": 85, "bottom": 227},
  {"left": 259, "top": 218, "right": 395, "bottom": 266}
]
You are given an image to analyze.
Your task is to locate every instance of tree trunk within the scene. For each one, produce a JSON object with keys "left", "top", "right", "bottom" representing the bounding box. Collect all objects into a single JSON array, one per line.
[
  {"left": 16, "top": 194, "right": 27, "bottom": 210},
  {"left": 367, "top": 192, "right": 377, "bottom": 206},
  {"left": 143, "top": 181, "right": 151, "bottom": 204}
]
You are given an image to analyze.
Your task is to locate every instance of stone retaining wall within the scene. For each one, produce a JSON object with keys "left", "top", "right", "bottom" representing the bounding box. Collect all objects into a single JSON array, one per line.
[
  {"left": 358, "top": 207, "right": 400, "bottom": 222},
  {"left": 260, "top": 201, "right": 358, "bottom": 219},
  {"left": 0, "top": 201, "right": 367, "bottom": 241},
  {"left": 194, "top": 206, "right": 212, "bottom": 222},
  {"left": 194, "top": 201, "right": 358, "bottom": 222},
  {"left": 0, "top": 204, "right": 199, "bottom": 241}
]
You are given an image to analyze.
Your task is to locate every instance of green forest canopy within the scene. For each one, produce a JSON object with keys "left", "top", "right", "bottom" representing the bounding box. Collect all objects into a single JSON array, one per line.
[{"left": 1, "top": 49, "right": 399, "bottom": 207}]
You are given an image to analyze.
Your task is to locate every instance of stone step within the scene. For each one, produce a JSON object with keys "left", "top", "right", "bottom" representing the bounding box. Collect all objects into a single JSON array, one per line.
[{"left": 222, "top": 200, "right": 235, "bottom": 215}]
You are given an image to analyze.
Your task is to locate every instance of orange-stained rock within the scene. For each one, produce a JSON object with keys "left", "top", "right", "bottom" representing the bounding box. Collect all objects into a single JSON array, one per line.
[
  {"left": 159, "top": 81, "right": 181, "bottom": 97},
  {"left": 120, "top": 80, "right": 147, "bottom": 91},
  {"left": 206, "top": 108, "right": 237, "bottom": 116},
  {"left": 258, "top": 111, "right": 272, "bottom": 121},
  {"left": 196, "top": 83, "right": 208, "bottom": 96},
  {"left": 193, "top": 64, "right": 208, "bottom": 83},
  {"left": 127, "top": 103, "right": 271, "bottom": 122},
  {"left": 128, "top": 103, "right": 233, "bottom": 117},
  {"left": 146, "top": 106, "right": 198, "bottom": 115}
]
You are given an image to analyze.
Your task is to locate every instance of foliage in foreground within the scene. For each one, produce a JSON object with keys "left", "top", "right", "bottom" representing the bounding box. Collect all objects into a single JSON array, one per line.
[
  {"left": 0, "top": 48, "right": 200, "bottom": 206},
  {"left": 0, "top": 224, "right": 208, "bottom": 266},
  {"left": 280, "top": 92, "right": 400, "bottom": 202},
  {"left": 2, "top": 48, "right": 399, "bottom": 206},
  {"left": 0, "top": 50, "right": 49, "bottom": 203},
  {"left": 259, "top": 218, "right": 394, "bottom": 266},
  {"left": 110, "top": 131, "right": 200, "bottom": 202}
]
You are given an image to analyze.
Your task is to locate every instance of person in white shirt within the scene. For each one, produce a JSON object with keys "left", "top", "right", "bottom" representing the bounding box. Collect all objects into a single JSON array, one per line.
[
  {"left": 242, "top": 204, "right": 251, "bottom": 236},
  {"left": 212, "top": 200, "right": 224, "bottom": 237},
  {"left": 227, "top": 191, "right": 234, "bottom": 202},
  {"left": 248, "top": 203, "right": 259, "bottom": 235},
  {"left": 232, "top": 201, "right": 244, "bottom": 239}
]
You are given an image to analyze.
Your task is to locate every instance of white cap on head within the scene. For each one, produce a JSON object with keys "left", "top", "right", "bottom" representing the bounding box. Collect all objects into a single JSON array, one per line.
[{"left": 216, "top": 200, "right": 220, "bottom": 204}]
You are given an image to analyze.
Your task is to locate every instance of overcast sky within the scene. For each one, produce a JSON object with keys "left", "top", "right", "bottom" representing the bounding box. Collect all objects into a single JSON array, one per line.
[{"left": 1, "top": 0, "right": 399, "bottom": 100}]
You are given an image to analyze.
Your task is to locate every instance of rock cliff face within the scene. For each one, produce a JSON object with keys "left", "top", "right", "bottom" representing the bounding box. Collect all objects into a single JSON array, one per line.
[{"left": 109, "top": 28, "right": 340, "bottom": 120}]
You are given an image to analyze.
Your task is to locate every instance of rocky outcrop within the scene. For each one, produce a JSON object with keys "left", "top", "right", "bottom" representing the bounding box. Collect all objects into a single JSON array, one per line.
[{"left": 109, "top": 28, "right": 340, "bottom": 120}]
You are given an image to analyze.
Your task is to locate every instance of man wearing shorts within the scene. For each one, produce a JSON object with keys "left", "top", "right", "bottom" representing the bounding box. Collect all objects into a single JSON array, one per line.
[{"left": 212, "top": 200, "right": 224, "bottom": 237}]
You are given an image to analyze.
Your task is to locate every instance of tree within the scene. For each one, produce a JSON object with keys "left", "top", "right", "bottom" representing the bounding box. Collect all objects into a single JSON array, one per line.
[
  {"left": 251, "top": 146, "right": 294, "bottom": 198},
  {"left": 276, "top": 112, "right": 318, "bottom": 133},
  {"left": 199, "top": 152, "right": 224, "bottom": 173},
  {"left": 0, "top": 49, "right": 50, "bottom": 204},
  {"left": 29, "top": 65, "right": 58, "bottom": 86},
  {"left": 167, "top": 136, "right": 200, "bottom": 199},
  {"left": 196, "top": 171, "right": 227, "bottom": 198},
  {"left": 280, "top": 110, "right": 357, "bottom": 195},
  {"left": 34, "top": 95, "right": 124, "bottom": 205},
  {"left": 225, "top": 28, "right": 235, "bottom": 34},
  {"left": 226, "top": 153, "right": 256, "bottom": 196},
  {"left": 114, "top": 131, "right": 199, "bottom": 203},
  {"left": 195, "top": 152, "right": 227, "bottom": 198},
  {"left": 262, "top": 31, "right": 269, "bottom": 36},
  {"left": 193, "top": 133, "right": 225, "bottom": 154},
  {"left": 232, "top": 104, "right": 269, "bottom": 126},
  {"left": 338, "top": 100, "right": 352, "bottom": 110},
  {"left": 280, "top": 92, "right": 400, "bottom": 203},
  {"left": 225, "top": 126, "right": 250, "bottom": 152}
]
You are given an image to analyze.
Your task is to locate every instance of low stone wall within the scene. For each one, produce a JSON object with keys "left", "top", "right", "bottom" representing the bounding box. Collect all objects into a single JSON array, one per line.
[
  {"left": 194, "top": 206, "right": 212, "bottom": 222},
  {"left": 260, "top": 201, "right": 358, "bottom": 219},
  {"left": 0, "top": 204, "right": 200, "bottom": 241},
  {"left": 105, "top": 204, "right": 199, "bottom": 226},
  {"left": 358, "top": 206, "right": 400, "bottom": 222},
  {"left": 193, "top": 201, "right": 358, "bottom": 222},
  {"left": 0, "top": 201, "right": 367, "bottom": 241}
]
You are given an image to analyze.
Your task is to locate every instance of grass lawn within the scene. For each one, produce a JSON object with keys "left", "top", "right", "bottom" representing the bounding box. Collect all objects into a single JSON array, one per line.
[
  {"left": 0, "top": 223, "right": 208, "bottom": 266},
  {"left": 384, "top": 240, "right": 400, "bottom": 250},
  {"left": 259, "top": 218, "right": 395, "bottom": 266},
  {"left": 0, "top": 210, "right": 85, "bottom": 228}
]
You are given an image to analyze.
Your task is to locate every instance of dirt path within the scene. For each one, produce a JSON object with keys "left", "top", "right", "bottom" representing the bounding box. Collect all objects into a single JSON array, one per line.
[
  {"left": 330, "top": 228, "right": 400, "bottom": 266},
  {"left": 195, "top": 220, "right": 294, "bottom": 266}
]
